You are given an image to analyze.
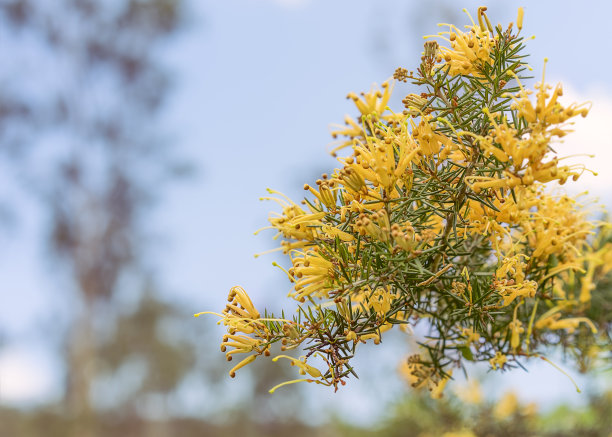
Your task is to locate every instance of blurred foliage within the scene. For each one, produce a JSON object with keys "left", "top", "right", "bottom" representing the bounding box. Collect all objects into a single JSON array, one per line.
[
  {"left": 98, "top": 292, "right": 194, "bottom": 393},
  {"left": 340, "top": 389, "right": 612, "bottom": 437},
  {"left": 2, "top": 388, "right": 611, "bottom": 436}
]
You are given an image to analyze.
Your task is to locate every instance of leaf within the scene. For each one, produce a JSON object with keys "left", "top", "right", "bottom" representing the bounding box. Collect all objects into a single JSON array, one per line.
[{"left": 459, "top": 346, "right": 474, "bottom": 361}]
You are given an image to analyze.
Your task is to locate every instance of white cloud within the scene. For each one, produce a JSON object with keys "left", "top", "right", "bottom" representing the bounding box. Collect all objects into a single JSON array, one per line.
[
  {"left": 0, "top": 346, "right": 58, "bottom": 406},
  {"left": 552, "top": 82, "right": 612, "bottom": 207}
]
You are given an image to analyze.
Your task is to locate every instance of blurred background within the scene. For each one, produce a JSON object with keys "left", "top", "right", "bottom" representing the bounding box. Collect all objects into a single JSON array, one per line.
[{"left": 0, "top": 0, "right": 611, "bottom": 436}]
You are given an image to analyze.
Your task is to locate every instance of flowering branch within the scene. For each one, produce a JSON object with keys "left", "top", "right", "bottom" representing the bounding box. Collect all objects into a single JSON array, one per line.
[{"left": 198, "top": 6, "right": 612, "bottom": 397}]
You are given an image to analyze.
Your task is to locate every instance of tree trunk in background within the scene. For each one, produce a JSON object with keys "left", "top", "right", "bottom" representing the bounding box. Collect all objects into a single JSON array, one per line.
[{"left": 65, "top": 299, "right": 96, "bottom": 437}]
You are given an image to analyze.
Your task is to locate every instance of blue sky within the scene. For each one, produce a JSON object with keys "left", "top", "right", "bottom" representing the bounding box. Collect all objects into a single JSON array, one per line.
[{"left": 1, "top": 0, "right": 612, "bottom": 422}]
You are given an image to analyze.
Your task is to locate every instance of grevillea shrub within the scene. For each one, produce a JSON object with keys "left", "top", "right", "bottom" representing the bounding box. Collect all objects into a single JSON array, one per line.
[{"left": 198, "top": 7, "right": 612, "bottom": 397}]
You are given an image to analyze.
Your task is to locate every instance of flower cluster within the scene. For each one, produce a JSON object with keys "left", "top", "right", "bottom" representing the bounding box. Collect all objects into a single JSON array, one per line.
[{"left": 199, "top": 7, "right": 612, "bottom": 396}]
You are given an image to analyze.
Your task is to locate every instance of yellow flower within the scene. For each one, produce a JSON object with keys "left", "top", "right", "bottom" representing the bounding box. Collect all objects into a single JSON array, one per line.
[
  {"left": 228, "top": 355, "right": 257, "bottom": 378},
  {"left": 494, "top": 280, "right": 537, "bottom": 307},
  {"left": 461, "top": 327, "right": 480, "bottom": 345},
  {"left": 357, "top": 321, "right": 392, "bottom": 345},
  {"left": 402, "top": 93, "right": 429, "bottom": 115},
  {"left": 303, "top": 180, "right": 338, "bottom": 210},
  {"left": 227, "top": 286, "right": 260, "bottom": 319},
  {"left": 330, "top": 114, "right": 364, "bottom": 156},
  {"left": 346, "top": 118, "right": 420, "bottom": 191},
  {"left": 578, "top": 244, "right": 612, "bottom": 303},
  {"left": 524, "top": 193, "right": 594, "bottom": 261},
  {"left": 467, "top": 117, "right": 585, "bottom": 193},
  {"left": 517, "top": 7, "right": 524, "bottom": 31},
  {"left": 336, "top": 162, "right": 367, "bottom": 195},
  {"left": 272, "top": 355, "right": 322, "bottom": 378},
  {"left": 496, "top": 255, "right": 529, "bottom": 283},
  {"left": 220, "top": 333, "right": 262, "bottom": 357},
  {"left": 489, "top": 351, "right": 507, "bottom": 370},
  {"left": 320, "top": 224, "right": 355, "bottom": 242},
  {"left": 354, "top": 210, "right": 391, "bottom": 242},
  {"left": 580, "top": 260, "right": 597, "bottom": 303},
  {"left": 216, "top": 286, "right": 266, "bottom": 335},
  {"left": 494, "top": 391, "right": 519, "bottom": 420},
  {"left": 411, "top": 115, "right": 454, "bottom": 156},
  {"left": 368, "top": 286, "right": 395, "bottom": 316},
  {"left": 535, "top": 312, "right": 597, "bottom": 334},
  {"left": 257, "top": 188, "right": 325, "bottom": 243},
  {"left": 290, "top": 250, "right": 336, "bottom": 301},
  {"left": 346, "top": 81, "right": 393, "bottom": 118},
  {"left": 509, "top": 61, "right": 589, "bottom": 127},
  {"left": 454, "top": 380, "right": 482, "bottom": 405},
  {"left": 430, "top": 371, "right": 452, "bottom": 399},
  {"left": 430, "top": 8, "right": 495, "bottom": 77},
  {"left": 391, "top": 222, "right": 419, "bottom": 252},
  {"left": 399, "top": 354, "right": 431, "bottom": 389},
  {"left": 509, "top": 319, "right": 524, "bottom": 350},
  {"left": 522, "top": 401, "right": 538, "bottom": 417},
  {"left": 400, "top": 352, "right": 450, "bottom": 398},
  {"left": 195, "top": 286, "right": 271, "bottom": 377}
]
